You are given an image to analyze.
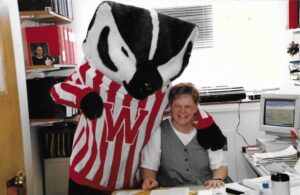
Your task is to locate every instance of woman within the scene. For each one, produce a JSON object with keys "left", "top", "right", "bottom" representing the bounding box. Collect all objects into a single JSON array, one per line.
[
  {"left": 31, "top": 45, "right": 53, "bottom": 65},
  {"left": 140, "top": 82, "right": 228, "bottom": 190}
]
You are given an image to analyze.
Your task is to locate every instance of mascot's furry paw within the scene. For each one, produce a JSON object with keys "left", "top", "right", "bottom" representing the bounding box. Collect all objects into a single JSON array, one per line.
[
  {"left": 196, "top": 123, "right": 227, "bottom": 151},
  {"left": 80, "top": 92, "right": 103, "bottom": 119}
]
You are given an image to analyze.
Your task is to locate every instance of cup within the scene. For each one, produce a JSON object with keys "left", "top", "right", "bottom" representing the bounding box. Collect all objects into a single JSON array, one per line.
[{"left": 271, "top": 173, "right": 290, "bottom": 195}]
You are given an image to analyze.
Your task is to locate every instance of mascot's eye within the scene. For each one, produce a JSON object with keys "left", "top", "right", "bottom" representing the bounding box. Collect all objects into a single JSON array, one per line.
[{"left": 121, "top": 47, "right": 129, "bottom": 57}]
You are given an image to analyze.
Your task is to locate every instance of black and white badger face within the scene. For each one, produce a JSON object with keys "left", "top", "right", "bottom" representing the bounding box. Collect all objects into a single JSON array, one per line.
[{"left": 83, "top": 1, "right": 198, "bottom": 99}]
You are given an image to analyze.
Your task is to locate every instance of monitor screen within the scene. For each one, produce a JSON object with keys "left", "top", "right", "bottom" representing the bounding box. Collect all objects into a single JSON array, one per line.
[
  {"left": 264, "top": 99, "right": 295, "bottom": 127},
  {"left": 259, "top": 94, "right": 300, "bottom": 138}
]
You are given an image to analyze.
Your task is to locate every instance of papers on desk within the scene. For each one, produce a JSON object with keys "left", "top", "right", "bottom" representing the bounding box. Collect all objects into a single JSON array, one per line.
[
  {"left": 295, "top": 158, "right": 300, "bottom": 174},
  {"left": 253, "top": 145, "right": 298, "bottom": 163},
  {"left": 150, "top": 187, "right": 189, "bottom": 195},
  {"left": 197, "top": 187, "right": 226, "bottom": 195}
]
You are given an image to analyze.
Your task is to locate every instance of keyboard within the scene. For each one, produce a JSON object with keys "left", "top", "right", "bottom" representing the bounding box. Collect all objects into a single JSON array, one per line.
[{"left": 264, "top": 162, "right": 296, "bottom": 174}]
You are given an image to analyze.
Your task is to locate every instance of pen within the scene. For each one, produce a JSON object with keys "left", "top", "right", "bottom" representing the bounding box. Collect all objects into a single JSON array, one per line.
[{"left": 225, "top": 187, "right": 244, "bottom": 194}]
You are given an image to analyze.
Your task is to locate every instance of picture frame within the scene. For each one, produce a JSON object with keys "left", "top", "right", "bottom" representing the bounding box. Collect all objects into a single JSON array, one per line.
[
  {"left": 30, "top": 42, "right": 55, "bottom": 65},
  {"left": 0, "top": 30, "right": 7, "bottom": 95}
]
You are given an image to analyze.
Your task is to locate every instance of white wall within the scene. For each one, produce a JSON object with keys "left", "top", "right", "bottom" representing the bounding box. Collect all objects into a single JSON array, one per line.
[
  {"left": 203, "top": 102, "right": 264, "bottom": 181},
  {"left": 71, "top": 0, "right": 293, "bottom": 92},
  {"left": 181, "top": 0, "right": 288, "bottom": 90}
]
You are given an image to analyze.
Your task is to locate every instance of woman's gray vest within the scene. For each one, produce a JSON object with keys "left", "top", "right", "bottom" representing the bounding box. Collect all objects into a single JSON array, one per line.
[{"left": 157, "top": 119, "right": 213, "bottom": 187}]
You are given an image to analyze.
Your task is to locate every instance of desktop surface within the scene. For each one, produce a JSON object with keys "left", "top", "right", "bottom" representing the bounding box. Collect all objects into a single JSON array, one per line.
[{"left": 112, "top": 185, "right": 207, "bottom": 195}]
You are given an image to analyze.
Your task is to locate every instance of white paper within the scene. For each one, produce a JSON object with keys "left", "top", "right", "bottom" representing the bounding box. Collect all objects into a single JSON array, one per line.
[
  {"left": 150, "top": 187, "right": 189, "bottom": 195},
  {"left": 253, "top": 145, "right": 297, "bottom": 161},
  {"left": 115, "top": 190, "right": 142, "bottom": 195},
  {"left": 291, "top": 186, "right": 300, "bottom": 195},
  {"left": 197, "top": 189, "right": 213, "bottom": 195},
  {"left": 197, "top": 187, "right": 226, "bottom": 195},
  {"left": 294, "top": 158, "right": 300, "bottom": 175}
]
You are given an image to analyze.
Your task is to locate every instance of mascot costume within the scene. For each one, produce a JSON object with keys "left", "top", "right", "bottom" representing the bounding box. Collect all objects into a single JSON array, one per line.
[{"left": 50, "top": 1, "right": 225, "bottom": 194}]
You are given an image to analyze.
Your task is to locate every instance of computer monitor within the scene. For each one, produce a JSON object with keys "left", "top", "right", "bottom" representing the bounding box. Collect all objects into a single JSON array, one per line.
[{"left": 259, "top": 93, "right": 300, "bottom": 138}]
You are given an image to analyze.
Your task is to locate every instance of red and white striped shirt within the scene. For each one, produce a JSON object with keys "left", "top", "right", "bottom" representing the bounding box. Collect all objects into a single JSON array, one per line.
[{"left": 50, "top": 60, "right": 170, "bottom": 191}]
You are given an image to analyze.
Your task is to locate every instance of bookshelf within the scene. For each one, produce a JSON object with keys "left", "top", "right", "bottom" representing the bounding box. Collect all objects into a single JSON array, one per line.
[
  {"left": 288, "top": 28, "right": 300, "bottom": 33},
  {"left": 25, "top": 65, "right": 75, "bottom": 79},
  {"left": 20, "top": 10, "right": 72, "bottom": 24},
  {"left": 18, "top": 2, "right": 76, "bottom": 195}
]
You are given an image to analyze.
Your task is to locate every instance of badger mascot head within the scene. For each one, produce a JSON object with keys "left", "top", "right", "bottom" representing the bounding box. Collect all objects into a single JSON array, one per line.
[
  {"left": 51, "top": 0, "right": 199, "bottom": 192},
  {"left": 83, "top": 1, "right": 197, "bottom": 100}
]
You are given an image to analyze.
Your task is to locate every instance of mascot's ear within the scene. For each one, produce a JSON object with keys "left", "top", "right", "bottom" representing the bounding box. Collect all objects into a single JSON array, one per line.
[
  {"left": 80, "top": 92, "right": 103, "bottom": 120},
  {"left": 196, "top": 123, "right": 227, "bottom": 151}
]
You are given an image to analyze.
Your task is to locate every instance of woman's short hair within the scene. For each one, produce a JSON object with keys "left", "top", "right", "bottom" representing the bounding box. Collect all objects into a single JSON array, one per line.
[{"left": 168, "top": 82, "right": 200, "bottom": 105}]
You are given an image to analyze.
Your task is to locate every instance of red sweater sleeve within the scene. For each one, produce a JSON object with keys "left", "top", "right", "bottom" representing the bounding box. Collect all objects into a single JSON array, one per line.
[{"left": 50, "top": 70, "right": 96, "bottom": 109}]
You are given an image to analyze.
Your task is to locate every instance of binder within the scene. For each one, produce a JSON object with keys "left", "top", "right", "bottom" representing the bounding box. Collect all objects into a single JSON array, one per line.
[
  {"left": 67, "top": 27, "right": 76, "bottom": 65},
  {"left": 289, "top": 0, "right": 299, "bottom": 29},
  {"left": 40, "top": 122, "right": 76, "bottom": 158},
  {"left": 58, "top": 25, "right": 67, "bottom": 65},
  {"left": 62, "top": 26, "right": 70, "bottom": 65}
]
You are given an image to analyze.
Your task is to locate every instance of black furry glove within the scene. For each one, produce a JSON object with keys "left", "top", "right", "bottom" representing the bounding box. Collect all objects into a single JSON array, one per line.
[
  {"left": 80, "top": 92, "right": 103, "bottom": 120},
  {"left": 196, "top": 123, "right": 226, "bottom": 151}
]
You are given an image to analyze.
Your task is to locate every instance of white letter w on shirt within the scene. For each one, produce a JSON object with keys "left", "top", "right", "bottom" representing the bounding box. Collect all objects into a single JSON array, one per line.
[{"left": 103, "top": 103, "right": 149, "bottom": 144}]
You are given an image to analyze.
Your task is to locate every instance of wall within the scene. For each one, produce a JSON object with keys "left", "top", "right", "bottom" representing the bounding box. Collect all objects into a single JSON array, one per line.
[{"left": 203, "top": 101, "right": 264, "bottom": 181}]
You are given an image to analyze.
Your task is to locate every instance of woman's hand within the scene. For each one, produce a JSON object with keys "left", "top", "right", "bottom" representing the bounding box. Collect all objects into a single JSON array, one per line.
[
  {"left": 204, "top": 179, "right": 224, "bottom": 189},
  {"left": 142, "top": 178, "right": 158, "bottom": 190}
]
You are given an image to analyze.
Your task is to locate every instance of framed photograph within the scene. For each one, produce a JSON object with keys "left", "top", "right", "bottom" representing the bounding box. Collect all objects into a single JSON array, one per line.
[
  {"left": 30, "top": 42, "right": 54, "bottom": 65},
  {"left": 0, "top": 30, "right": 7, "bottom": 95}
]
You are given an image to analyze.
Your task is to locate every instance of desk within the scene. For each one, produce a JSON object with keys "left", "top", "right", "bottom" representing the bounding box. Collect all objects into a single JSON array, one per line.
[
  {"left": 112, "top": 184, "right": 258, "bottom": 195},
  {"left": 112, "top": 182, "right": 300, "bottom": 195}
]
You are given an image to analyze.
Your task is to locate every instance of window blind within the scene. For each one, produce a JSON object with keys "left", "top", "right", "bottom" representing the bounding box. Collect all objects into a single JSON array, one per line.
[{"left": 156, "top": 5, "right": 213, "bottom": 48}]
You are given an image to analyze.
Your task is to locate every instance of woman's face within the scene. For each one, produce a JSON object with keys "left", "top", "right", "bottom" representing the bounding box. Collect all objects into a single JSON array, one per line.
[
  {"left": 171, "top": 94, "right": 197, "bottom": 131},
  {"left": 35, "top": 46, "right": 44, "bottom": 57}
]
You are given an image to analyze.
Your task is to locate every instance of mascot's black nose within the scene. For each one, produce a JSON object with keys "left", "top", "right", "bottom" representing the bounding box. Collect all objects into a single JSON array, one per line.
[{"left": 123, "top": 68, "right": 163, "bottom": 100}]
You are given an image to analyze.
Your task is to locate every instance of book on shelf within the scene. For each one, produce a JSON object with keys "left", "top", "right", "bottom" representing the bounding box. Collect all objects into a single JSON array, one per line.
[
  {"left": 18, "top": 0, "right": 54, "bottom": 12},
  {"left": 66, "top": 27, "right": 76, "bottom": 65},
  {"left": 289, "top": 0, "right": 299, "bottom": 29},
  {"left": 63, "top": 27, "right": 69, "bottom": 65},
  {"left": 66, "top": 0, "right": 74, "bottom": 19},
  {"left": 39, "top": 121, "right": 76, "bottom": 158},
  {"left": 25, "top": 25, "right": 76, "bottom": 66},
  {"left": 18, "top": 0, "right": 73, "bottom": 19}
]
